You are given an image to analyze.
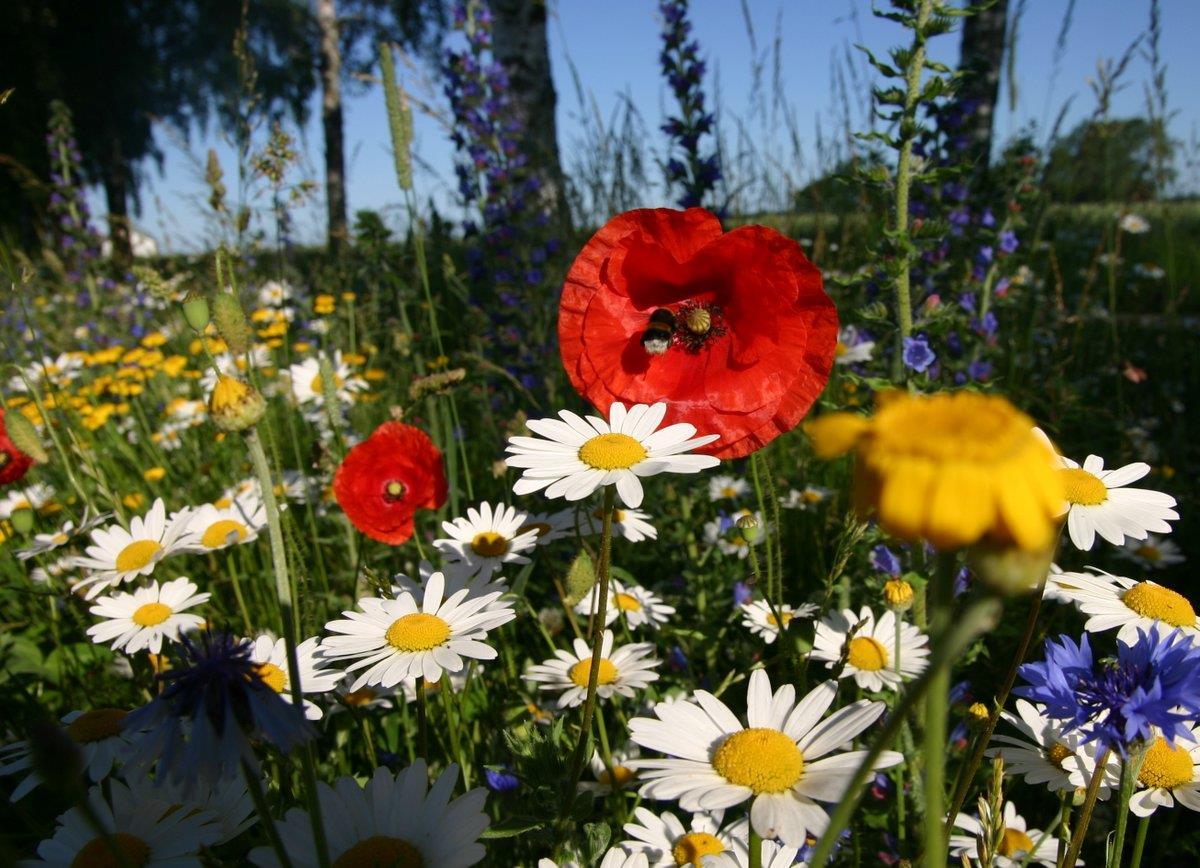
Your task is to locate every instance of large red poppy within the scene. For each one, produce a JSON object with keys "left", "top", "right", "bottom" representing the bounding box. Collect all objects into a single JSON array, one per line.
[
  {"left": 333, "top": 421, "right": 447, "bottom": 544},
  {"left": 0, "top": 408, "right": 34, "bottom": 486},
  {"left": 559, "top": 208, "right": 838, "bottom": 459}
]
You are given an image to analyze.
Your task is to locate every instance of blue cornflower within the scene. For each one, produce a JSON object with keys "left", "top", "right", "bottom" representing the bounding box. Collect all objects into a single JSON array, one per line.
[
  {"left": 869, "top": 544, "right": 901, "bottom": 576},
  {"left": 732, "top": 580, "right": 753, "bottom": 607},
  {"left": 998, "top": 229, "right": 1019, "bottom": 254},
  {"left": 484, "top": 765, "right": 520, "bottom": 793},
  {"left": 902, "top": 336, "right": 936, "bottom": 373},
  {"left": 123, "top": 631, "right": 313, "bottom": 792},
  {"left": 1017, "top": 629, "right": 1200, "bottom": 754}
]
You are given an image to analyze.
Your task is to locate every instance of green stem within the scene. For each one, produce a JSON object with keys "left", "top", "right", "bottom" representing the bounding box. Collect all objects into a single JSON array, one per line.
[
  {"left": 416, "top": 675, "right": 429, "bottom": 760},
  {"left": 945, "top": 574, "right": 1047, "bottom": 832},
  {"left": 1063, "top": 747, "right": 1113, "bottom": 868},
  {"left": 1057, "top": 792, "right": 1073, "bottom": 868},
  {"left": 560, "top": 486, "right": 617, "bottom": 821},
  {"left": 1109, "top": 743, "right": 1147, "bottom": 868},
  {"left": 242, "top": 760, "right": 293, "bottom": 868},
  {"left": 748, "top": 827, "right": 764, "bottom": 868},
  {"left": 246, "top": 430, "right": 330, "bottom": 868},
  {"left": 1128, "top": 815, "right": 1150, "bottom": 868},
  {"left": 921, "top": 552, "right": 956, "bottom": 868},
  {"left": 890, "top": 0, "right": 934, "bottom": 381},
  {"left": 806, "top": 596, "right": 1002, "bottom": 867}
]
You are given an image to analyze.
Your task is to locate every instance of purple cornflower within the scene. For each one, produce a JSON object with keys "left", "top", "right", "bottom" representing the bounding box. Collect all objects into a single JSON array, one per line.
[
  {"left": 658, "top": 0, "right": 720, "bottom": 208},
  {"left": 1017, "top": 629, "right": 1200, "bottom": 755},
  {"left": 732, "top": 580, "right": 753, "bottom": 606},
  {"left": 998, "top": 229, "right": 1019, "bottom": 254},
  {"left": 869, "top": 544, "right": 901, "bottom": 576},
  {"left": 484, "top": 765, "right": 520, "bottom": 793},
  {"left": 902, "top": 335, "right": 936, "bottom": 373}
]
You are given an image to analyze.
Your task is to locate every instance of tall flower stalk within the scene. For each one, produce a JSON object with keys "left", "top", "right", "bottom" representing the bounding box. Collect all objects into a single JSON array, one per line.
[{"left": 658, "top": 0, "right": 721, "bottom": 208}]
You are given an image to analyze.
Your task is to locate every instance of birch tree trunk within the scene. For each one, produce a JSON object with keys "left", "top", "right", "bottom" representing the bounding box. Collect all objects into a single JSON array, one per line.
[{"left": 317, "top": 0, "right": 348, "bottom": 253}]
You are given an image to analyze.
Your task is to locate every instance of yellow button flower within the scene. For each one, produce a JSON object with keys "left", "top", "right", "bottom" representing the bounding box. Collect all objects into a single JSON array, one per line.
[{"left": 806, "top": 390, "right": 1063, "bottom": 552}]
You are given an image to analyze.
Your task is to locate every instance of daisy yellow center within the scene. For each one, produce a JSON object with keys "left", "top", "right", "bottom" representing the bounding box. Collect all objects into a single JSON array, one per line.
[
  {"left": 996, "top": 828, "right": 1035, "bottom": 859},
  {"left": 1122, "top": 582, "right": 1196, "bottom": 627},
  {"left": 1060, "top": 468, "right": 1108, "bottom": 505},
  {"left": 333, "top": 836, "right": 423, "bottom": 868},
  {"left": 1046, "top": 742, "right": 1073, "bottom": 768},
  {"left": 1136, "top": 544, "right": 1162, "bottom": 562},
  {"left": 672, "top": 831, "right": 725, "bottom": 866},
  {"left": 721, "top": 486, "right": 737, "bottom": 497},
  {"left": 847, "top": 636, "right": 889, "bottom": 671},
  {"left": 615, "top": 592, "right": 642, "bottom": 612},
  {"left": 72, "top": 833, "right": 151, "bottom": 868},
  {"left": 592, "top": 507, "right": 627, "bottom": 523},
  {"left": 569, "top": 658, "right": 617, "bottom": 687},
  {"left": 309, "top": 373, "right": 343, "bottom": 394},
  {"left": 115, "top": 539, "right": 161, "bottom": 573},
  {"left": 519, "top": 521, "right": 551, "bottom": 539},
  {"left": 131, "top": 602, "right": 172, "bottom": 627},
  {"left": 201, "top": 519, "right": 249, "bottom": 548},
  {"left": 1137, "top": 736, "right": 1193, "bottom": 789},
  {"left": 470, "top": 531, "right": 510, "bottom": 557},
  {"left": 710, "top": 728, "right": 804, "bottom": 793},
  {"left": 66, "top": 709, "right": 128, "bottom": 743},
  {"left": 835, "top": 341, "right": 848, "bottom": 357},
  {"left": 598, "top": 764, "right": 636, "bottom": 788},
  {"left": 765, "top": 611, "right": 793, "bottom": 628},
  {"left": 254, "top": 662, "right": 288, "bottom": 693},
  {"left": 343, "top": 688, "right": 378, "bottom": 707},
  {"left": 385, "top": 613, "right": 451, "bottom": 651},
  {"left": 578, "top": 433, "right": 647, "bottom": 470}
]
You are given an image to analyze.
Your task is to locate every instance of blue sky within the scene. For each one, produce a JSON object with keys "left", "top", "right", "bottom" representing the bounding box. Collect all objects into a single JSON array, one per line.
[{"left": 125, "top": 0, "right": 1200, "bottom": 252}]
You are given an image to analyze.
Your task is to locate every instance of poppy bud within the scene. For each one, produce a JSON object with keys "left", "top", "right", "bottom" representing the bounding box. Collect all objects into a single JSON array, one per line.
[
  {"left": 208, "top": 376, "right": 266, "bottom": 432},
  {"left": 3, "top": 409, "right": 48, "bottom": 464},
  {"left": 211, "top": 290, "right": 252, "bottom": 354},
  {"left": 11, "top": 507, "right": 34, "bottom": 534},
  {"left": 563, "top": 550, "right": 596, "bottom": 606},
  {"left": 182, "top": 291, "right": 211, "bottom": 332}
]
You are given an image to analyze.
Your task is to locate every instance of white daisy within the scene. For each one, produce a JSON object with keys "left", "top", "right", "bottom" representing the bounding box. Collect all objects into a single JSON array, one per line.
[
  {"left": 704, "top": 509, "right": 764, "bottom": 559},
  {"left": 200, "top": 345, "right": 275, "bottom": 394},
  {"left": 505, "top": 402, "right": 719, "bottom": 509},
  {"left": 1119, "top": 534, "right": 1185, "bottom": 570},
  {"left": 0, "top": 708, "right": 136, "bottom": 801},
  {"left": 180, "top": 497, "right": 267, "bottom": 553},
  {"left": 257, "top": 279, "right": 296, "bottom": 307},
  {"left": 524, "top": 630, "right": 661, "bottom": 709},
  {"left": 434, "top": 501, "right": 539, "bottom": 579},
  {"left": 137, "top": 771, "right": 258, "bottom": 845},
  {"left": 708, "top": 475, "right": 749, "bottom": 501},
  {"left": 740, "top": 600, "right": 818, "bottom": 645},
  {"left": 329, "top": 672, "right": 398, "bottom": 715},
  {"left": 249, "top": 762, "right": 488, "bottom": 867},
  {"left": 949, "top": 800, "right": 1070, "bottom": 867},
  {"left": 285, "top": 351, "right": 366, "bottom": 407},
  {"left": 399, "top": 669, "right": 468, "bottom": 704},
  {"left": 15, "top": 510, "right": 111, "bottom": 561},
  {"left": 248, "top": 635, "right": 343, "bottom": 720},
  {"left": 580, "top": 744, "right": 641, "bottom": 795},
  {"left": 811, "top": 606, "right": 930, "bottom": 692},
  {"left": 1045, "top": 570, "right": 1198, "bottom": 642},
  {"left": 86, "top": 578, "right": 210, "bottom": 655},
  {"left": 575, "top": 578, "right": 675, "bottom": 630},
  {"left": 515, "top": 508, "right": 575, "bottom": 546},
  {"left": 391, "top": 561, "right": 510, "bottom": 615},
  {"left": 30, "top": 777, "right": 221, "bottom": 866},
  {"left": 707, "top": 836, "right": 801, "bottom": 868},
  {"left": 1129, "top": 725, "right": 1200, "bottom": 817},
  {"left": 0, "top": 482, "right": 55, "bottom": 519},
  {"left": 628, "top": 670, "right": 901, "bottom": 846},
  {"left": 541, "top": 852, "right": 647, "bottom": 868},
  {"left": 985, "top": 699, "right": 1115, "bottom": 795},
  {"left": 617, "top": 806, "right": 742, "bottom": 867},
  {"left": 1119, "top": 213, "right": 1151, "bottom": 234},
  {"left": 779, "top": 485, "right": 830, "bottom": 510},
  {"left": 576, "top": 505, "right": 659, "bottom": 542},
  {"left": 318, "top": 571, "right": 516, "bottom": 690},
  {"left": 834, "top": 325, "right": 875, "bottom": 365},
  {"left": 1041, "top": 433, "right": 1178, "bottom": 551},
  {"left": 70, "top": 499, "right": 193, "bottom": 598}
]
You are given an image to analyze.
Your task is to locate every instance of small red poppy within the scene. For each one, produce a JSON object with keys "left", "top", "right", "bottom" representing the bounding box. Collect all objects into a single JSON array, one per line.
[
  {"left": 333, "top": 421, "right": 447, "bottom": 545},
  {"left": 0, "top": 408, "right": 34, "bottom": 486},
  {"left": 559, "top": 208, "right": 838, "bottom": 459}
]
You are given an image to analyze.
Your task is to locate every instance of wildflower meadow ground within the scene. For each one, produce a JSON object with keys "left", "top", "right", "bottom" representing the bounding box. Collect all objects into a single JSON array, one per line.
[{"left": 3, "top": 1, "right": 1200, "bottom": 867}]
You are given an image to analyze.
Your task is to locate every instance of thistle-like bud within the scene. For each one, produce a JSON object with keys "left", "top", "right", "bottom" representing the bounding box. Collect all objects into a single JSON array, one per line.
[
  {"left": 181, "top": 291, "right": 211, "bottom": 333},
  {"left": 211, "top": 290, "right": 252, "bottom": 355},
  {"left": 3, "top": 409, "right": 48, "bottom": 463},
  {"left": 883, "top": 578, "right": 914, "bottom": 611},
  {"left": 563, "top": 550, "right": 596, "bottom": 605},
  {"left": 209, "top": 376, "right": 266, "bottom": 432}
]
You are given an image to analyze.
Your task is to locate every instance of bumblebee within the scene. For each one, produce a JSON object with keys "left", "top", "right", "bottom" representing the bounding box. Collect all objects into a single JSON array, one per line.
[{"left": 641, "top": 308, "right": 676, "bottom": 356}]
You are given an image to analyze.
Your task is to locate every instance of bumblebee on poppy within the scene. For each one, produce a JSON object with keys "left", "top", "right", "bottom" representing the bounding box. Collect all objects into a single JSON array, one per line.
[{"left": 641, "top": 308, "right": 676, "bottom": 356}]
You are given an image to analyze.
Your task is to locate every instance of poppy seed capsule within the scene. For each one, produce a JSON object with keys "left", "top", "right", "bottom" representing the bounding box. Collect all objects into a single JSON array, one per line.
[{"left": 683, "top": 307, "right": 712, "bottom": 335}]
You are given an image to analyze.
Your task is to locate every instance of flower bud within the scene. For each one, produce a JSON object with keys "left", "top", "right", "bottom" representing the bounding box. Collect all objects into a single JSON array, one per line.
[
  {"left": 563, "top": 550, "right": 596, "bottom": 606},
  {"left": 966, "top": 702, "right": 990, "bottom": 728},
  {"left": 209, "top": 376, "right": 266, "bottom": 432},
  {"left": 211, "top": 290, "right": 252, "bottom": 354},
  {"left": 967, "top": 540, "right": 1055, "bottom": 596},
  {"left": 182, "top": 291, "right": 211, "bottom": 332},
  {"left": 883, "top": 578, "right": 914, "bottom": 611},
  {"left": 11, "top": 507, "right": 34, "bottom": 534},
  {"left": 3, "top": 409, "right": 48, "bottom": 464}
]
